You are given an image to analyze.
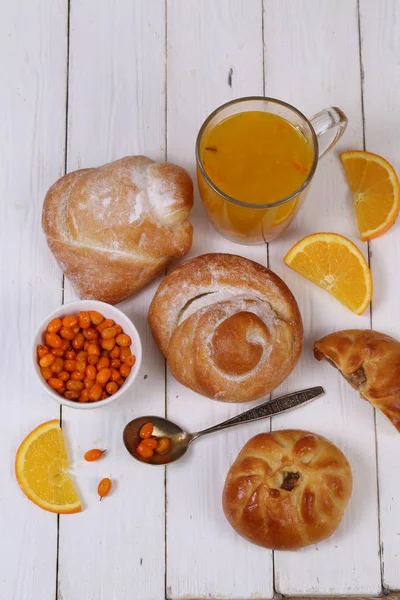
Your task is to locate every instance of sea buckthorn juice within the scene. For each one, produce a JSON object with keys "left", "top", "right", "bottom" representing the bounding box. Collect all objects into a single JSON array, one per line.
[{"left": 196, "top": 98, "right": 318, "bottom": 244}]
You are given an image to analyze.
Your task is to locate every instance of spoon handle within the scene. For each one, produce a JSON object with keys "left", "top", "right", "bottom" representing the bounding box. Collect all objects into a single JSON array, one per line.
[{"left": 194, "top": 386, "right": 324, "bottom": 439}]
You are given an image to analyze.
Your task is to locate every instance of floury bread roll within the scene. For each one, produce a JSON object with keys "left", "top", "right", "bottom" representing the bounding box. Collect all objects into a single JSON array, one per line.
[
  {"left": 314, "top": 329, "right": 400, "bottom": 432},
  {"left": 223, "top": 431, "right": 353, "bottom": 550},
  {"left": 148, "top": 253, "right": 303, "bottom": 402},
  {"left": 42, "top": 156, "right": 193, "bottom": 304}
]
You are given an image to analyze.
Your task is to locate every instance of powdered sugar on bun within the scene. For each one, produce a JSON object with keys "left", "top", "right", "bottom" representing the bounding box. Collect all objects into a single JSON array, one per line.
[{"left": 42, "top": 156, "right": 193, "bottom": 304}]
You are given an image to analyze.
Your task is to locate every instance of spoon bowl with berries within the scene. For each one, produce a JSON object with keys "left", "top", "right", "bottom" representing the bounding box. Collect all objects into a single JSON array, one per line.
[{"left": 123, "top": 386, "right": 324, "bottom": 465}]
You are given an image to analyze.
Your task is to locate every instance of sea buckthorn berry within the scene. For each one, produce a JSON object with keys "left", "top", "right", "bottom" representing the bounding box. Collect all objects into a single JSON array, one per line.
[
  {"left": 60, "top": 339, "right": 70, "bottom": 351},
  {"left": 58, "top": 371, "right": 69, "bottom": 382},
  {"left": 50, "top": 357, "right": 64, "bottom": 374},
  {"left": 110, "top": 369, "right": 120, "bottom": 382},
  {"left": 45, "top": 332, "right": 62, "bottom": 349},
  {"left": 101, "top": 337, "right": 115, "bottom": 351},
  {"left": 87, "top": 343, "right": 100, "bottom": 356},
  {"left": 97, "top": 319, "right": 114, "bottom": 333},
  {"left": 79, "top": 389, "right": 90, "bottom": 403},
  {"left": 48, "top": 377, "right": 64, "bottom": 391},
  {"left": 98, "top": 477, "right": 112, "bottom": 500},
  {"left": 123, "top": 354, "right": 136, "bottom": 367},
  {"left": 116, "top": 378, "right": 125, "bottom": 387},
  {"left": 84, "top": 449, "right": 106, "bottom": 461},
  {"left": 47, "top": 318, "right": 62, "bottom": 334},
  {"left": 97, "top": 356, "right": 110, "bottom": 371},
  {"left": 110, "top": 358, "right": 121, "bottom": 369},
  {"left": 41, "top": 367, "right": 52, "bottom": 380},
  {"left": 64, "top": 350, "right": 76, "bottom": 360},
  {"left": 142, "top": 438, "right": 158, "bottom": 450},
  {"left": 96, "top": 368, "right": 111, "bottom": 385},
  {"left": 89, "top": 383, "right": 102, "bottom": 401},
  {"left": 71, "top": 370, "right": 85, "bottom": 381},
  {"left": 37, "top": 345, "right": 49, "bottom": 358},
  {"left": 39, "top": 353, "right": 56, "bottom": 368},
  {"left": 86, "top": 365, "right": 97, "bottom": 380},
  {"left": 83, "top": 327, "right": 98, "bottom": 340},
  {"left": 89, "top": 310, "right": 104, "bottom": 326},
  {"left": 139, "top": 423, "right": 154, "bottom": 439},
  {"left": 87, "top": 354, "right": 99, "bottom": 365},
  {"left": 116, "top": 333, "right": 131, "bottom": 347},
  {"left": 106, "top": 381, "right": 118, "bottom": 395},
  {"left": 60, "top": 326, "right": 75, "bottom": 340},
  {"left": 78, "top": 311, "right": 91, "bottom": 329},
  {"left": 120, "top": 347, "right": 132, "bottom": 363},
  {"left": 72, "top": 333, "right": 85, "bottom": 350},
  {"left": 84, "top": 378, "right": 94, "bottom": 389},
  {"left": 64, "top": 390, "right": 79, "bottom": 400},
  {"left": 155, "top": 438, "right": 171, "bottom": 455},
  {"left": 62, "top": 315, "right": 78, "bottom": 328},
  {"left": 136, "top": 443, "right": 154, "bottom": 458},
  {"left": 76, "top": 360, "right": 87, "bottom": 374},
  {"left": 72, "top": 324, "right": 81, "bottom": 334},
  {"left": 76, "top": 351, "right": 88, "bottom": 361},
  {"left": 51, "top": 348, "right": 65, "bottom": 357},
  {"left": 101, "top": 326, "right": 117, "bottom": 340},
  {"left": 120, "top": 364, "right": 131, "bottom": 378},
  {"left": 63, "top": 359, "right": 77, "bottom": 372},
  {"left": 66, "top": 380, "right": 84, "bottom": 392},
  {"left": 110, "top": 346, "right": 120, "bottom": 359},
  {"left": 114, "top": 325, "right": 123, "bottom": 336},
  {"left": 100, "top": 391, "right": 108, "bottom": 400}
]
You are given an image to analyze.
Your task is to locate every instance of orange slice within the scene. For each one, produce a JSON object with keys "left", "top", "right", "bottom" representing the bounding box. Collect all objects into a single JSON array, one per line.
[
  {"left": 284, "top": 232, "right": 372, "bottom": 315},
  {"left": 340, "top": 150, "right": 400, "bottom": 241},
  {"left": 15, "top": 420, "right": 81, "bottom": 514}
]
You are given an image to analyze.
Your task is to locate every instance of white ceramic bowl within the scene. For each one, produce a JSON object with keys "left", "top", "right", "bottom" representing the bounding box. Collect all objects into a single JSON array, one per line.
[{"left": 33, "top": 300, "right": 142, "bottom": 409}]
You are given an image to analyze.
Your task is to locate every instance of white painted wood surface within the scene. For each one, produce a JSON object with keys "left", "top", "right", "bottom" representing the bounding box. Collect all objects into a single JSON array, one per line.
[
  {"left": 2, "top": 0, "right": 400, "bottom": 598},
  {"left": 360, "top": 0, "right": 400, "bottom": 591},
  {"left": 264, "top": 1, "right": 381, "bottom": 595},
  {"left": 59, "top": 2, "right": 166, "bottom": 600},
  {"left": 0, "top": 1, "right": 66, "bottom": 599}
]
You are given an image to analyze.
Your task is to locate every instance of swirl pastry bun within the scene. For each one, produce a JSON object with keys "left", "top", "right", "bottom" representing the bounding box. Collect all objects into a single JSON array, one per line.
[
  {"left": 42, "top": 156, "right": 193, "bottom": 305},
  {"left": 314, "top": 329, "right": 400, "bottom": 432},
  {"left": 223, "top": 430, "right": 352, "bottom": 550},
  {"left": 148, "top": 253, "right": 303, "bottom": 402}
]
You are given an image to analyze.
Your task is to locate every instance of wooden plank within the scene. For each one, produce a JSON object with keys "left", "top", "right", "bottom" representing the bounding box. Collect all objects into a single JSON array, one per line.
[
  {"left": 284, "top": 595, "right": 400, "bottom": 600},
  {"left": 166, "top": 1, "right": 274, "bottom": 598},
  {"left": 0, "top": 1, "right": 67, "bottom": 598},
  {"left": 359, "top": 0, "right": 400, "bottom": 591},
  {"left": 264, "top": 0, "right": 382, "bottom": 595},
  {"left": 58, "top": 2, "right": 166, "bottom": 599}
]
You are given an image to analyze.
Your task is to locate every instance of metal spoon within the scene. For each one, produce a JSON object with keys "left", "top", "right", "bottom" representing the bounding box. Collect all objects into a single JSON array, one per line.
[{"left": 123, "top": 386, "right": 324, "bottom": 465}]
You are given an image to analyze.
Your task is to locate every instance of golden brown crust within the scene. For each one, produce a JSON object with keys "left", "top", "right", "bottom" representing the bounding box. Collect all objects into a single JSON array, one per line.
[
  {"left": 314, "top": 329, "right": 400, "bottom": 432},
  {"left": 42, "top": 156, "right": 193, "bottom": 304},
  {"left": 148, "top": 253, "right": 303, "bottom": 402},
  {"left": 222, "top": 430, "right": 352, "bottom": 550}
]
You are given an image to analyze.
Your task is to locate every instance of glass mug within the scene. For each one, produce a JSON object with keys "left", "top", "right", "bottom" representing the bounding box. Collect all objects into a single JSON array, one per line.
[{"left": 195, "top": 97, "right": 347, "bottom": 244}]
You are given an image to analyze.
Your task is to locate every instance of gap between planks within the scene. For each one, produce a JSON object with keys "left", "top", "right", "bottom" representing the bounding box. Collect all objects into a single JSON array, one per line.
[{"left": 56, "top": 0, "right": 71, "bottom": 597}]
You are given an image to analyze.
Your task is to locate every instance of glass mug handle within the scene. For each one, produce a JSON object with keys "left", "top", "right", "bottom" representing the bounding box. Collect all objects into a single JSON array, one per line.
[{"left": 309, "top": 107, "right": 348, "bottom": 159}]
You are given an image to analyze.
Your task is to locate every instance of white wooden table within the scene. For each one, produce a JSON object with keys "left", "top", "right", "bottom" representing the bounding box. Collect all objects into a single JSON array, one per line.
[{"left": 2, "top": 1, "right": 400, "bottom": 598}]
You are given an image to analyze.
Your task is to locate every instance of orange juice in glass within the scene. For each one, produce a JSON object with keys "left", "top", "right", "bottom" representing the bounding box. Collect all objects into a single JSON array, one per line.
[{"left": 196, "top": 97, "right": 347, "bottom": 244}]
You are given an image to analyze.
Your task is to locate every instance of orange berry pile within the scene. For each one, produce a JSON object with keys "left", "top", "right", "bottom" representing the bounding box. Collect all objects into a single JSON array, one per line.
[
  {"left": 136, "top": 422, "right": 171, "bottom": 459},
  {"left": 37, "top": 311, "right": 136, "bottom": 403}
]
